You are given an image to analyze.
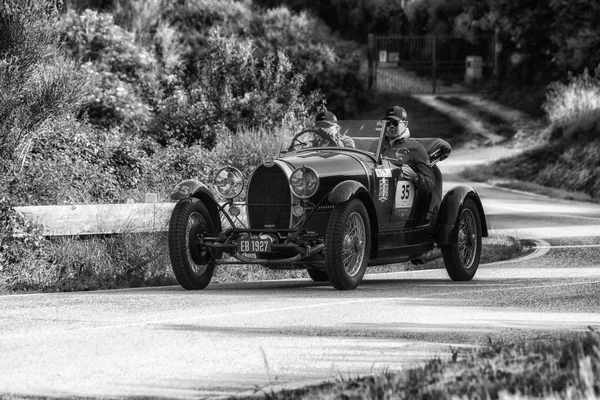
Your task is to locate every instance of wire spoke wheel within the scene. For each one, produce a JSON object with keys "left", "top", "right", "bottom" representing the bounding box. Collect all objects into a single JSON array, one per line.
[
  {"left": 169, "top": 198, "right": 216, "bottom": 290},
  {"left": 441, "top": 198, "right": 482, "bottom": 281},
  {"left": 326, "top": 199, "right": 371, "bottom": 290},
  {"left": 457, "top": 208, "right": 477, "bottom": 269},
  {"left": 185, "top": 211, "right": 209, "bottom": 275},
  {"left": 341, "top": 212, "right": 366, "bottom": 277}
]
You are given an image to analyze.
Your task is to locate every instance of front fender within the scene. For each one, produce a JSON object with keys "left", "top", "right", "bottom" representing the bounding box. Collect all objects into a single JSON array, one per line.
[
  {"left": 170, "top": 180, "right": 222, "bottom": 232},
  {"left": 170, "top": 179, "right": 213, "bottom": 200},
  {"left": 328, "top": 180, "right": 368, "bottom": 204},
  {"left": 435, "top": 185, "right": 488, "bottom": 245}
]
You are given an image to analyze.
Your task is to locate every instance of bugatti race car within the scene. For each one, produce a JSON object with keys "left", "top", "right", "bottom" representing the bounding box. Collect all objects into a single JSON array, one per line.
[{"left": 168, "top": 120, "right": 488, "bottom": 290}]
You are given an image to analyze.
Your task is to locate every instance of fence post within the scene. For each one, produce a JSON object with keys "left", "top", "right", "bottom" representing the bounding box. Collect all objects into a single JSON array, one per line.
[
  {"left": 431, "top": 35, "right": 437, "bottom": 94},
  {"left": 368, "top": 33, "right": 375, "bottom": 90},
  {"left": 494, "top": 27, "right": 501, "bottom": 90}
]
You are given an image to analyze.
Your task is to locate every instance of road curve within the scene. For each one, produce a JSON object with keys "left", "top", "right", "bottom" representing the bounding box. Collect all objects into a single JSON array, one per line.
[{"left": 1, "top": 172, "right": 600, "bottom": 399}]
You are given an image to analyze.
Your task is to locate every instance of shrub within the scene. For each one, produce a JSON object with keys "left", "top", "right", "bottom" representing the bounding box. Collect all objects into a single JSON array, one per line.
[
  {"left": 0, "top": 0, "right": 88, "bottom": 178},
  {"left": 543, "top": 66, "right": 600, "bottom": 127},
  {"left": 62, "top": 9, "right": 158, "bottom": 132},
  {"left": 146, "top": 29, "right": 316, "bottom": 146},
  {"left": 0, "top": 196, "right": 49, "bottom": 288}
]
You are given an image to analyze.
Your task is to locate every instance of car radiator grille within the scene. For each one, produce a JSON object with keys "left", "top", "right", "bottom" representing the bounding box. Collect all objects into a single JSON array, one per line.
[{"left": 247, "top": 165, "right": 291, "bottom": 229}]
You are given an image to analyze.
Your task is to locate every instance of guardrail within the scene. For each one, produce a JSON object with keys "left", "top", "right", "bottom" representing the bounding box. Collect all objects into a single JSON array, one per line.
[{"left": 15, "top": 202, "right": 175, "bottom": 236}]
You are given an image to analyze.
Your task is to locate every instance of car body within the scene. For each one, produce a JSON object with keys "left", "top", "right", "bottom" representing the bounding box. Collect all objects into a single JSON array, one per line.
[{"left": 168, "top": 120, "right": 488, "bottom": 290}]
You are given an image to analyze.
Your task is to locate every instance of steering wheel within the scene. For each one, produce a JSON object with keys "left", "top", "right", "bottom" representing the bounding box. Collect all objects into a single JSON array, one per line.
[{"left": 287, "top": 128, "right": 337, "bottom": 152}]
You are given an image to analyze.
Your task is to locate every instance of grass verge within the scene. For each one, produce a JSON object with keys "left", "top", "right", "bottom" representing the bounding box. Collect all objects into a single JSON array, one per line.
[
  {"left": 461, "top": 163, "right": 598, "bottom": 204},
  {"left": 0, "top": 233, "right": 523, "bottom": 293},
  {"left": 251, "top": 329, "right": 600, "bottom": 400}
]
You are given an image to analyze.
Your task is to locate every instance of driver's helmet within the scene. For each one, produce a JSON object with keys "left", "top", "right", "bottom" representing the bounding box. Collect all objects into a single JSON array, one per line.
[{"left": 314, "top": 110, "right": 340, "bottom": 146}]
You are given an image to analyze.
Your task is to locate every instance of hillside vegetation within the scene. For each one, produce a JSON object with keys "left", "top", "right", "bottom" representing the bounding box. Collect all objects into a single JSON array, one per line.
[
  {"left": 1, "top": 0, "right": 599, "bottom": 292},
  {"left": 462, "top": 68, "right": 600, "bottom": 201}
]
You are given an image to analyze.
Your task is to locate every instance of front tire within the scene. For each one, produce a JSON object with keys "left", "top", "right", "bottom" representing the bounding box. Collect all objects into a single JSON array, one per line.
[
  {"left": 168, "top": 197, "right": 216, "bottom": 290},
  {"left": 441, "top": 198, "right": 482, "bottom": 281},
  {"left": 325, "top": 199, "right": 371, "bottom": 290}
]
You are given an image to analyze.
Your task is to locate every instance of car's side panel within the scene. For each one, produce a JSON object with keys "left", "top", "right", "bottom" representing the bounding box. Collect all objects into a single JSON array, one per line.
[{"left": 435, "top": 185, "right": 489, "bottom": 245}]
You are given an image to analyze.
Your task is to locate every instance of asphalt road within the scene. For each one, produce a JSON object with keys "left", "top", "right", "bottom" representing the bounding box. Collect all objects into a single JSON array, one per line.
[{"left": 1, "top": 166, "right": 600, "bottom": 399}]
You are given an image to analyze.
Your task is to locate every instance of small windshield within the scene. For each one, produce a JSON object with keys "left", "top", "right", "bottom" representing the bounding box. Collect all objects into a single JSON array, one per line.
[{"left": 284, "top": 120, "right": 384, "bottom": 154}]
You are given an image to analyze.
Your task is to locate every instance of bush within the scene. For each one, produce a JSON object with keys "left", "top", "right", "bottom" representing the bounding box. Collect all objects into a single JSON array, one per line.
[
  {"left": 62, "top": 9, "right": 158, "bottom": 132},
  {"left": 0, "top": 196, "right": 49, "bottom": 289},
  {"left": 544, "top": 67, "right": 600, "bottom": 127},
  {"left": 0, "top": 0, "right": 88, "bottom": 178},
  {"left": 146, "top": 29, "right": 316, "bottom": 146}
]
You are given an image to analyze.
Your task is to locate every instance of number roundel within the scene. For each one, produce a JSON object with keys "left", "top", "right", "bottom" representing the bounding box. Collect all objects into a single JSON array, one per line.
[{"left": 395, "top": 181, "right": 414, "bottom": 208}]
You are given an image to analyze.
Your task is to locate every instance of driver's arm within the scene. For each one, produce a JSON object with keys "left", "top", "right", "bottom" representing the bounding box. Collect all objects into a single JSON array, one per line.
[
  {"left": 341, "top": 135, "right": 355, "bottom": 148},
  {"left": 413, "top": 148, "right": 435, "bottom": 193}
]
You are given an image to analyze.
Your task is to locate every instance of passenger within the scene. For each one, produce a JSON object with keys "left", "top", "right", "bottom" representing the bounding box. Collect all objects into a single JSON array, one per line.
[
  {"left": 381, "top": 106, "right": 434, "bottom": 193},
  {"left": 313, "top": 110, "right": 355, "bottom": 148}
]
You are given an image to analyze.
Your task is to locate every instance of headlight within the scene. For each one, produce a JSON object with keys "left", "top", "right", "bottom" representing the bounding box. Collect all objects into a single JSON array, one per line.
[
  {"left": 289, "top": 166, "right": 319, "bottom": 199},
  {"left": 214, "top": 167, "right": 244, "bottom": 199}
]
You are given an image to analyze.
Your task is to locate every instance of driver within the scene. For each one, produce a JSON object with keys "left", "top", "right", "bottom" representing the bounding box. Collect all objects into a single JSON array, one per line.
[
  {"left": 381, "top": 106, "right": 434, "bottom": 193},
  {"left": 313, "top": 110, "right": 355, "bottom": 148}
]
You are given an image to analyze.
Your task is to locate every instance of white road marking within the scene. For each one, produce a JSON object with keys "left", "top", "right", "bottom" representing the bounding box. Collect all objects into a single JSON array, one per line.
[
  {"left": 535, "top": 244, "right": 600, "bottom": 249},
  {"left": 3, "top": 271, "right": 600, "bottom": 341},
  {"left": 491, "top": 226, "right": 600, "bottom": 239}
]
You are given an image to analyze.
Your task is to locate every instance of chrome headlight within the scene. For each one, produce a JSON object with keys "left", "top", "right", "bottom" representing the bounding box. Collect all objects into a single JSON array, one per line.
[
  {"left": 289, "top": 165, "right": 319, "bottom": 199},
  {"left": 214, "top": 167, "right": 244, "bottom": 199}
]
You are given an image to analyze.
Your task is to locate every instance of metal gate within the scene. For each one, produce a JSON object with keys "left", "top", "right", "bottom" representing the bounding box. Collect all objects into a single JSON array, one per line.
[{"left": 368, "top": 33, "right": 497, "bottom": 94}]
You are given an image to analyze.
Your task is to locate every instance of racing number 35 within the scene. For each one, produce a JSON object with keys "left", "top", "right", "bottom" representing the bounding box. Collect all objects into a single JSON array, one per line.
[{"left": 395, "top": 180, "right": 414, "bottom": 208}]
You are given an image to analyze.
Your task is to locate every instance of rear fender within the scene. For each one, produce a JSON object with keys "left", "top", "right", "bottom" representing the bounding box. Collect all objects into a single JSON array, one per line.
[
  {"left": 170, "top": 180, "right": 222, "bottom": 232},
  {"left": 435, "top": 185, "right": 488, "bottom": 245}
]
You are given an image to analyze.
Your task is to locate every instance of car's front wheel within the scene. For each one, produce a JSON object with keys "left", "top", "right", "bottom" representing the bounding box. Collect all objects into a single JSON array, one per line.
[
  {"left": 168, "top": 197, "right": 216, "bottom": 290},
  {"left": 441, "top": 198, "right": 482, "bottom": 281},
  {"left": 325, "top": 199, "right": 371, "bottom": 290}
]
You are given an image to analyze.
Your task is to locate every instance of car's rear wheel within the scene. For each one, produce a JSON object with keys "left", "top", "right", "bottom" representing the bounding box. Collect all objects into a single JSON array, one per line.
[
  {"left": 441, "top": 198, "right": 482, "bottom": 281},
  {"left": 325, "top": 199, "right": 371, "bottom": 290},
  {"left": 306, "top": 268, "right": 329, "bottom": 282},
  {"left": 168, "top": 197, "right": 215, "bottom": 290}
]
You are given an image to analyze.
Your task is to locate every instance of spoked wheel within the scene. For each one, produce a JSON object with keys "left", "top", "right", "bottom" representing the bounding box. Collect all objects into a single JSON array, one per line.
[
  {"left": 168, "top": 197, "right": 216, "bottom": 290},
  {"left": 325, "top": 199, "right": 371, "bottom": 290},
  {"left": 441, "top": 198, "right": 482, "bottom": 281}
]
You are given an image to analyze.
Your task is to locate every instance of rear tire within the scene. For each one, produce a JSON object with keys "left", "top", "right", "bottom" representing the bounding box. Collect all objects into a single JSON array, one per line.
[
  {"left": 441, "top": 198, "right": 482, "bottom": 281},
  {"left": 325, "top": 199, "right": 371, "bottom": 290},
  {"left": 168, "top": 198, "right": 216, "bottom": 290}
]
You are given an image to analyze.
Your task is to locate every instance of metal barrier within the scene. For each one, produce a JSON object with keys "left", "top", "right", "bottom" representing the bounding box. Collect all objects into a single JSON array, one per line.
[{"left": 15, "top": 203, "right": 175, "bottom": 236}]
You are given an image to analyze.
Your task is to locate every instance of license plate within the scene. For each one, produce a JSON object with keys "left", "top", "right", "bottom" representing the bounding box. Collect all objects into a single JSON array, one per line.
[{"left": 238, "top": 237, "right": 272, "bottom": 253}]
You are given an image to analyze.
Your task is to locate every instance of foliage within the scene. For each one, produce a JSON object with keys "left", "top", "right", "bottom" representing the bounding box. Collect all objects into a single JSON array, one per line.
[
  {"left": 147, "top": 29, "right": 315, "bottom": 146},
  {"left": 250, "top": 6, "right": 367, "bottom": 117},
  {"left": 0, "top": 196, "right": 48, "bottom": 275},
  {"left": 0, "top": 0, "right": 88, "bottom": 181},
  {"left": 62, "top": 9, "right": 157, "bottom": 131},
  {"left": 544, "top": 67, "right": 600, "bottom": 127}
]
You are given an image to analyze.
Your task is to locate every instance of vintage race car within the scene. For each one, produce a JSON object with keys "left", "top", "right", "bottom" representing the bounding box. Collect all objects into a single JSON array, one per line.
[{"left": 168, "top": 120, "right": 488, "bottom": 290}]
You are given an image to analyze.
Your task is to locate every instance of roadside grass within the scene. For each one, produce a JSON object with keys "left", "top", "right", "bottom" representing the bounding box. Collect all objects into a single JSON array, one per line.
[
  {"left": 254, "top": 329, "right": 600, "bottom": 400},
  {"left": 461, "top": 161, "right": 599, "bottom": 204},
  {"left": 0, "top": 233, "right": 522, "bottom": 293}
]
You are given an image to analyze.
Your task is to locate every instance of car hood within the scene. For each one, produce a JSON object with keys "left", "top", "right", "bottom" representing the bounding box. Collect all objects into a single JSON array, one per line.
[{"left": 278, "top": 149, "right": 375, "bottom": 179}]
